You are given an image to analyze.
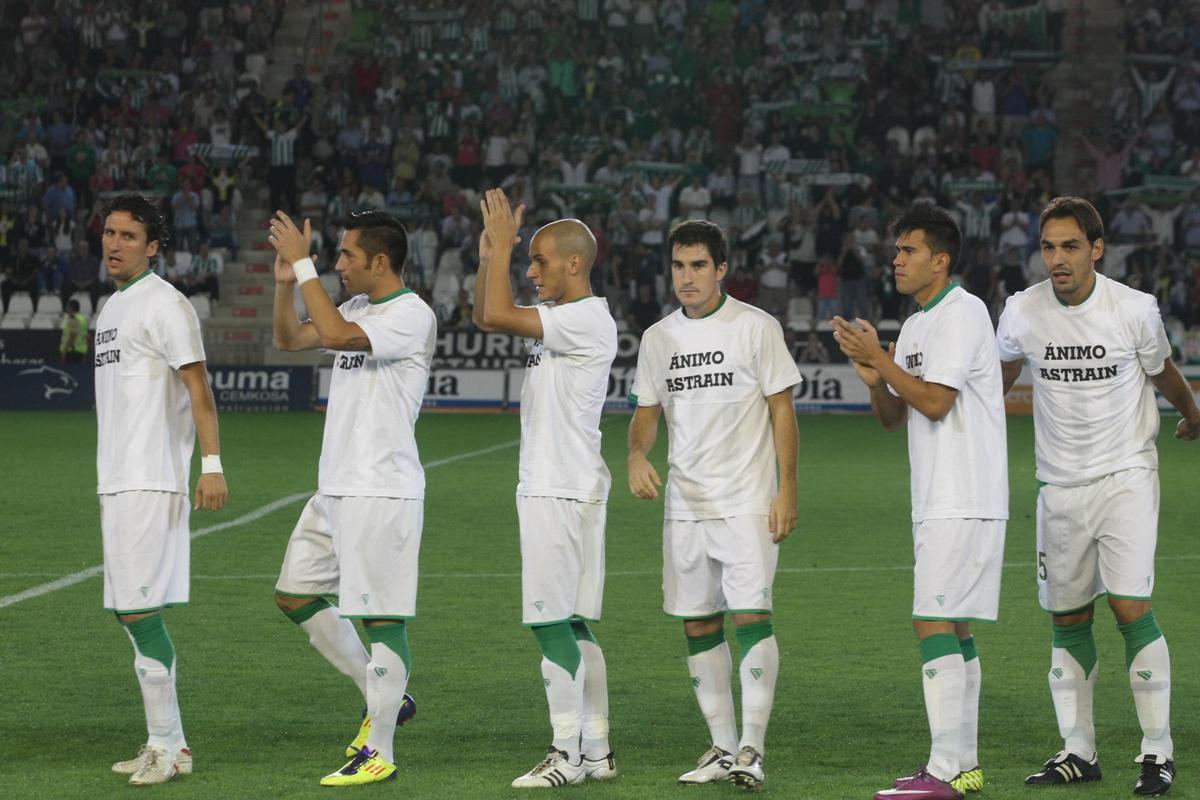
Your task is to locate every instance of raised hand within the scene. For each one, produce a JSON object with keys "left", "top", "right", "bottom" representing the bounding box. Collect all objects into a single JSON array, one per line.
[{"left": 267, "top": 210, "right": 313, "bottom": 265}]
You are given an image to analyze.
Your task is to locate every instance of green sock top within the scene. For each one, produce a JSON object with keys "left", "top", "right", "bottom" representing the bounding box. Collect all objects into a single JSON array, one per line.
[
  {"left": 532, "top": 621, "right": 581, "bottom": 678},
  {"left": 734, "top": 618, "right": 774, "bottom": 653},
  {"left": 570, "top": 618, "right": 597, "bottom": 645},
  {"left": 366, "top": 620, "right": 412, "bottom": 672},
  {"left": 1052, "top": 618, "right": 1098, "bottom": 677},
  {"left": 1117, "top": 609, "right": 1163, "bottom": 669},
  {"left": 959, "top": 635, "right": 979, "bottom": 663},
  {"left": 919, "top": 632, "right": 961, "bottom": 663},
  {"left": 283, "top": 596, "right": 332, "bottom": 625},
  {"left": 686, "top": 629, "right": 726, "bottom": 656},
  {"left": 125, "top": 614, "right": 176, "bottom": 672}
]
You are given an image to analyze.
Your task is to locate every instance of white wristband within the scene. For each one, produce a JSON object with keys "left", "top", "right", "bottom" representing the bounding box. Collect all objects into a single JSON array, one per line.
[
  {"left": 292, "top": 257, "right": 318, "bottom": 284},
  {"left": 201, "top": 455, "right": 223, "bottom": 474}
]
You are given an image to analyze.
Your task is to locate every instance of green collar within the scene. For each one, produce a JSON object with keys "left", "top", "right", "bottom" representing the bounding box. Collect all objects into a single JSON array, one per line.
[
  {"left": 917, "top": 281, "right": 957, "bottom": 312},
  {"left": 370, "top": 288, "right": 414, "bottom": 305},
  {"left": 564, "top": 294, "right": 593, "bottom": 304},
  {"left": 685, "top": 293, "right": 727, "bottom": 320},
  {"left": 118, "top": 269, "right": 153, "bottom": 291},
  {"left": 1053, "top": 273, "right": 1098, "bottom": 307}
]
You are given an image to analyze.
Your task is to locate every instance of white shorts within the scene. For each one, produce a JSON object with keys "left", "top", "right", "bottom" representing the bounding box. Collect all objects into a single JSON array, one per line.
[
  {"left": 1037, "top": 468, "right": 1159, "bottom": 614},
  {"left": 100, "top": 491, "right": 190, "bottom": 614},
  {"left": 517, "top": 495, "right": 606, "bottom": 625},
  {"left": 276, "top": 494, "right": 423, "bottom": 619},
  {"left": 912, "top": 518, "right": 1006, "bottom": 622},
  {"left": 663, "top": 516, "right": 777, "bottom": 618}
]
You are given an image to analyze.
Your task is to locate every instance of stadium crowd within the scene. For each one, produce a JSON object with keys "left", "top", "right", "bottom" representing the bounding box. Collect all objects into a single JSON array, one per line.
[{"left": 2, "top": 0, "right": 1200, "bottom": 362}]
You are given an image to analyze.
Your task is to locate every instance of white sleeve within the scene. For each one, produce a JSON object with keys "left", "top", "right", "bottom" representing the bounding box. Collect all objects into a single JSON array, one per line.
[
  {"left": 157, "top": 295, "right": 206, "bottom": 369},
  {"left": 356, "top": 301, "right": 433, "bottom": 361},
  {"left": 630, "top": 327, "right": 661, "bottom": 406},
  {"left": 920, "top": 305, "right": 976, "bottom": 391},
  {"left": 755, "top": 316, "right": 803, "bottom": 396},
  {"left": 995, "top": 298, "right": 1024, "bottom": 361},
  {"left": 1135, "top": 298, "right": 1172, "bottom": 376},
  {"left": 536, "top": 301, "right": 602, "bottom": 358}
]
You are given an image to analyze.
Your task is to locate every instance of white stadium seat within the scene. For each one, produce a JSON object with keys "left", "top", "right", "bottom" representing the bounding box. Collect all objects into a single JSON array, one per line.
[
  {"left": 7, "top": 295, "right": 34, "bottom": 315},
  {"left": 0, "top": 314, "right": 30, "bottom": 330},
  {"left": 38, "top": 296, "right": 63, "bottom": 315},
  {"left": 28, "top": 315, "right": 57, "bottom": 330}
]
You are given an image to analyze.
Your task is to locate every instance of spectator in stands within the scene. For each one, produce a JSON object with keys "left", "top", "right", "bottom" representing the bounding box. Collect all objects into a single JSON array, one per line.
[
  {"left": 207, "top": 204, "right": 240, "bottom": 261},
  {"left": 59, "top": 298, "right": 89, "bottom": 364},
  {"left": 171, "top": 180, "right": 202, "bottom": 254},
  {"left": 37, "top": 244, "right": 67, "bottom": 295},
  {"left": 61, "top": 239, "right": 102, "bottom": 312},
  {"left": 726, "top": 266, "right": 759, "bottom": 304},
  {"left": 2, "top": 237, "right": 41, "bottom": 313},
  {"left": 815, "top": 253, "right": 840, "bottom": 323},
  {"left": 191, "top": 240, "right": 224, "bottom": 302},
  {"left": 797, "top": 331, "right": 830, "bottom": 364},
  {"left": 627, "top": 283, "right": 661, "bottom": 334}
]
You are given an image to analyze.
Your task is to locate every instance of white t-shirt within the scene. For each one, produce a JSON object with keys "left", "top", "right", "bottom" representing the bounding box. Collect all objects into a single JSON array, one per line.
[
  {"left": 95, "top": 271, "right": 206, "bottom": 495},
  {"left": 996, "top": 274, "right": 1170, "bottom": 486},
  {"left": 518, "top": 297, "right": 618, "bottom": 501},
  {"left": 891, "top": 284, "right": 1008, "bottom": 522},
  {"left": 632, "top": 295, "right": 802, "bottom": 520},
  {"left": 319, "top": 290, "right": 437, "bottom": 498}
]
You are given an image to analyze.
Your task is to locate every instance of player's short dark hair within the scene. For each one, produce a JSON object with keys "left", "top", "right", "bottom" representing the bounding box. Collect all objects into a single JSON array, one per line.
[
  {"left": 103, "top": 193, "right": 170, "bottom": 248},
  {"left": 891, "top": 204, "right": 962, "bottom": 271},
  {"left": 668, "top": 219, "right": 728, "bottom": 267},
  {"left": 1039, "top": 196, "right": 1104, "bottom": 243},
  {"left": 345, "top": 210, "right": 408, "bottom": 275},
  {"left": 67, "top": 299, "right": 80, "bottom": 312}
]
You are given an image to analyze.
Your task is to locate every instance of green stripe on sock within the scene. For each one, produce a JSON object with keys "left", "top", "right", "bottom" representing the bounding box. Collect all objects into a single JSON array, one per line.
[
  {"left": 686, "top": 629, "right": 726, "bottom": 656},
  {"left": 283, "top": 596, "right": 332, "bottom": 625},
  {"left": 919, "top": 632, "right": 961, "bottom": 663},
  {"left": 125, "top": 614, "right": 176, "bottom": 672},
  {"left": 366, "top": 620, "right": 412, "bottom": 673},
  {"left": 1052, "top": 619, "right": 1098, "bottom": 677},
  {"left": 570, "top": 618, "right": 597, "bottom": 645},
  {"left": 959, "top": 635, "right": 978, "bottom": 663},
  {"left": 734, "top": 619, "right": 774, "bottom": 653},
  {"left": 532, "top": 621, "right": 581, "bottom": 678},
  {"left": 1117, "top": 610, "right": 1163, "bottom": 669}
]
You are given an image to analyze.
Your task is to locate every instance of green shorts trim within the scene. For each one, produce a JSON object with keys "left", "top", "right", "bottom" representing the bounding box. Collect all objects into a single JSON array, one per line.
[
  {"left": 522, "top": 615, "right": 599, "bottom": 628},
  {"left": 667, "top": 609, "right": 770, "bottom": 620},
  {"left": 912, "top": 615, "right": 997, "bottom": 624},
  {"left": 1107, "top": 593, "right": 1152, "bottom": 601},
  {"left": 273, "top": 589, "right": 336, "bottom": 599},
  {"left": 341, "top": 614, "right": 415, "bottom": 621},
  {"left": 106, "top": 601, "right": 189, "bottom": 615}
]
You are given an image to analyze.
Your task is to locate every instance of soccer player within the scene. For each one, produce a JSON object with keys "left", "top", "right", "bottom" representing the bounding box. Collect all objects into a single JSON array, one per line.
[
  {"left": 997, "top": 196, "right": 1199, "bottom": 796},
  {"left": 474, "top": 189, "right": 618, "bottom": 788},
  {"left": 834, "top": 204, "right": 1007, "bottom": 800},
  {"left": 94, "top": 193, "right": 228, "bottom": 785},
  {"left": 627, "top": 219, "right": 800, "bottom": 790},
  {"left": 268, "top": 209, "right": 434, "bottom": 786}
]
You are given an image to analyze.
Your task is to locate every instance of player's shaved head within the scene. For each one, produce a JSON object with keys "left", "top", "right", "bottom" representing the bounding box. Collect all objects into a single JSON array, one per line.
[{"left": 533, "top": 218, "right": 597, "bottom": 271}]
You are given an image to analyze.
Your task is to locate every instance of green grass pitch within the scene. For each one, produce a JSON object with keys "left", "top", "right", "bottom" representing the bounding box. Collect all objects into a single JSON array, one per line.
[{"left": 0, "top": 411, "right": 1196, "bottom": 799}]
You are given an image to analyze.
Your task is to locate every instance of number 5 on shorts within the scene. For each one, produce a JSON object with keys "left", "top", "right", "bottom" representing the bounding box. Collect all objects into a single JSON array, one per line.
[{"left": 1037, "top": 550, "right": 1047, "bottom": 581}]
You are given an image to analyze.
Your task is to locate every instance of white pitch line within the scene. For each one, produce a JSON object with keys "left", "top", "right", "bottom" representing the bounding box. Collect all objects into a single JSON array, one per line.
[{"left": 0, "top": 438, "right": 520, "bottom": 610}]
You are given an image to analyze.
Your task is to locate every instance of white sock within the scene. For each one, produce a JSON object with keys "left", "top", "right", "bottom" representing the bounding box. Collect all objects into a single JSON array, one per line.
[
  {"left": 300, "top": 606, "right": 370, "bottom": 702},
  {"left": 1049, "top": 647, "right": 1097, "bottom": 760},
  {"left": 738, "top": 636, "right": 779, "bottom": 753},
  {"left": 687, "top": 642, "right": 738, "bottom": 754},
  {"left": 1129, "top": 636, "right": 1172, "bottom": 759},
  {"left": 922, "top": 653, "right": 966, "bottom": 782},
  {"left": 131, "top": 650, "right": 184, "bottom": 752},
  {"left": 960, "top": 655, "right": 981, "bottom": 770},
  {"left": 577, "top": 639, "right": 611, "bottom": 759},
  {"left": 364, "top": 643, "right": 409, "bottom": 764},
  {"left": 541, "top": 657, "right": 585, "bottom": 762}
]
